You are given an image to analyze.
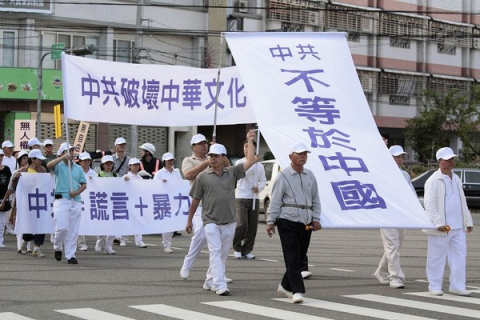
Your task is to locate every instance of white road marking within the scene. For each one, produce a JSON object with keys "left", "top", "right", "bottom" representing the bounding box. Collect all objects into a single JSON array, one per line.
[
  {"left": 330, "top": 268, "right": 354, "bottom": 272},
  {"left": 346, "top": 294, "right": 480, "bottom": 318},
  {"left": 274, "top": 297, "right": 437, "bottom": 320},
  {"left": 204, "top": 300, "right": 334, "bottom": 320},
  {"left": 406, "top": 291, "right": 480, "bottom": 304},
  {"left": 55, "top": 308, "right": 135, "bottom": 320},
  {"left": 132, "top": 304, "right": 232, "bottom": 320},
  {"left": 0, "top": 313, "right": 36, "bottom": 320}
]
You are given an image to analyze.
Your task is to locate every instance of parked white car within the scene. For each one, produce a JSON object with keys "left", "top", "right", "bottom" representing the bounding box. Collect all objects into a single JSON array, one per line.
[{"left": 258, "top": 160, "right": 281, "bottom": 222}]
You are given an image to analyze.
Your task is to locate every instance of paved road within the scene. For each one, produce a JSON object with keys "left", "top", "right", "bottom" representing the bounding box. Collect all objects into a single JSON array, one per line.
[{"left": 1, "top": 215, "right": 480, "bottom": 320}]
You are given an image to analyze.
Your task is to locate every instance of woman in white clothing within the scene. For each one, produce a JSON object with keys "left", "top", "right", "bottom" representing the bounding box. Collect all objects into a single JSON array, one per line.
[{"left": 153, "top": 152, "right": 182, "bottom": 253}]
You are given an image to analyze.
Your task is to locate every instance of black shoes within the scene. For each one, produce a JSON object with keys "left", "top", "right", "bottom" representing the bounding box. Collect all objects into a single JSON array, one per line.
[
  {"left": 67, "top": 257, "right": 78, "bottom": 264},
  {"left": 54, "top": 250, "right": 62, "bottom": 261}
]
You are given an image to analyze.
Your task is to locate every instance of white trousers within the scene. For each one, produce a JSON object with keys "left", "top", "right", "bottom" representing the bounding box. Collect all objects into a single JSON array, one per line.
[
  {"left": 376, "top": 228, "right": 406, "bottom": 281},
  {"left": 181, "top": 206, "right": 206, "bottom": 271},
  {"left": 0, "top": 210, "right": 9, "bottom": 245},
  {"left": 53, "top": 199, "right": 82, "bottom": 260},
  {"left": 97, "top": 236, "right": 115, "bottom": 250},
  {"left": 162, "top": 232, "right": 173, "bottom": 248},
  {"left": 427, "top": 229, "right": 467, "bottom": 291},
  {"left": 204, "top": 222, "right": 236, "bottom": 291}
]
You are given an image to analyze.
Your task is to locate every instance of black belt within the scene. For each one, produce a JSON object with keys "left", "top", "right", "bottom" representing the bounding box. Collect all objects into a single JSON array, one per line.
[
  {"left": 54, "top": 194, "right": 63, "bottom": 199},
  {"left": 282, "top": 203, "right": 312, "bottom": 210}
]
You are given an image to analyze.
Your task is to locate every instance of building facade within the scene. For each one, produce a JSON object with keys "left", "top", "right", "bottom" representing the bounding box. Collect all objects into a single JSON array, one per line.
[{"left": 1, "top": 0, "right": 479, "bottom": 162}]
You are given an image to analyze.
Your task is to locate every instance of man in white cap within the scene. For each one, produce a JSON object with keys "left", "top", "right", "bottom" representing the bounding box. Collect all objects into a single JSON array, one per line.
[
  {"left": 27, "top": 137, "right": 42, "bottom": 150},
  {"left": 266, "top": 142, "right": 322, "bottom": 304},
  {"left": 112, "top": 137, "right": 130, "bottom": 178},
  {"left": 374, "top": 145, "right": 415, "bottom": 289},
  {"left": 42, "top": 139, "right": 57, "bottom": 172},
  {"left": 186, "top": 129, "right": 256, "bottom": 296},
  {"left": 180, "top": 133, "right": 220, "bottom": 279},
  {"left": 424, "top": 147, "right": 474, "bottom": 296},
  {"left": 1, "top": 140, "right": 16, "bottom": 235},
  {"left": 47, "top": 142, "right": 87, "bottom": 264},
  {"left": 2, "top": 140, "right": 16, "bottom": 174}
]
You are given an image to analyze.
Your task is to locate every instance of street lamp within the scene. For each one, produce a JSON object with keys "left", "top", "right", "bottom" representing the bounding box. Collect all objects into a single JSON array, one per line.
[{"left": 36, "top": 44, "right": 97, "bottom": 139}]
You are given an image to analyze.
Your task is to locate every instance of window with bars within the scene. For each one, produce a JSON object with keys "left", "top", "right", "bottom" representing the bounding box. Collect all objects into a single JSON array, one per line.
[
  {"left": 437, "top": 44, "right": 456, "bottom": 55},
  {"left": 380, "top": 73, "right": 425, "bottom": 105},
  {"left": 267, "top": 0, "right": 323, "bottom": 26},
  {"left": 113, "top": 39, "right": 135, "bottom": 63},
  {"left": 427, "top": 78, "right": 470, "bottom": 97},
  {"left": 325, "top": 4, "right": 376, "bottom": 33},
  {"left": 429, "top": 20, "right": 472, "bottom": 48},
  {"left": 0, "top": 30, "right": 16, "bottom": 67},
  {"left": 357, "top": 70, "right": 378, "bottom": 93},
  {"left": 380, "top": 13, "right": 426, "bottom": 38}
]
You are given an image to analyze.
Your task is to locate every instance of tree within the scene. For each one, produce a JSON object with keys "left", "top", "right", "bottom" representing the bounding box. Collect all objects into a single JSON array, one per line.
[{"left": 405, "top": 86, "right": 480, "bottom": 163}]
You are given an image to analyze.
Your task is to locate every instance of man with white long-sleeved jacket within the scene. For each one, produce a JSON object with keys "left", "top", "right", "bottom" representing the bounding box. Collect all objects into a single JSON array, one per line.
[{"left": 423, "top": 147, "right": 473, "bottom": 297}]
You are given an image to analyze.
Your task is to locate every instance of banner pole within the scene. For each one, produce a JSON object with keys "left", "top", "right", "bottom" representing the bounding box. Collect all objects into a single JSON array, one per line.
[
  {"left": 252, "top": 127, "right": 261, "bottom": 210},
  {"left": 212, "top": 34, "right": 225, "bottom": 143}
]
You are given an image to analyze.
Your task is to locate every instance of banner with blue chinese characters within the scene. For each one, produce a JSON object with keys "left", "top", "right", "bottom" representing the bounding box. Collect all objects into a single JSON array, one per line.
[
  {"left": 15, "top": 174, "right": 190, "bottom": 235},
  {"left": 62, "top": 54, "right": 255, "bottom": 126},
  {"left": 225, "top": 32, "right": 434, "bottom": 229}
]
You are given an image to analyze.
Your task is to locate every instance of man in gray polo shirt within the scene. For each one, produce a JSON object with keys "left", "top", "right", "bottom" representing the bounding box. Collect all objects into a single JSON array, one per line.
[{"left": 186, "top": 129, "right": 256, "bottom": 296}]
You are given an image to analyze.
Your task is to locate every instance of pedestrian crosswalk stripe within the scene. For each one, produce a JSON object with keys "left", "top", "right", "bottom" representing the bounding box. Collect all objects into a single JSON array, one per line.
[
  {"left": 0, "top": 313, "right": 35, "bottom": 320},
  {"left": 203, "top": 301, "right": 333, "bottom": 320},
  {"left": 273, "top": 297, "right": 436, "bottom": 320},
  {"left": 55, "top": 308, "right": 135, "bottom": 320},
  {"left": 345, "top": 294, "right": 480, "bottom": 319},
  {"left": 406, "top": 292, "right": 480, "bottom": 304},
  {"left": 131, "top": 304, "right": 232, "bottom": 320}
]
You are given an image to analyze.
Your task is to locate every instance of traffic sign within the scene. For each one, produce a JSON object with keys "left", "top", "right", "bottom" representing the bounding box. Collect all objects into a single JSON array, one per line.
[{"left": 51, "top": 43, "right": 65, "bottom": 60}]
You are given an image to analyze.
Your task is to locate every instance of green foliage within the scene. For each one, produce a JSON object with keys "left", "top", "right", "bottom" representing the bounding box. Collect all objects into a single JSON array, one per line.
[{"left": 405, "top": 86, "right": 480, "bottom": 163}]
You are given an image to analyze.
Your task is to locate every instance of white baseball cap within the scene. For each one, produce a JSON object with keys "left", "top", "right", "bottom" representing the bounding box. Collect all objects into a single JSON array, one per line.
[
  {"left": 2, "top": 141, "right": 13, "bottom": 148},
  {"left": 162, "top": 152, "right": 175, "bottom": 161},
  {"left": 389, "top": 145, "right": 406, "bottom": 156},
  {"left": 207, "top": 144, "right": 227, "bottom": 155},
  {"left": 101, "top": 155, "right": 114, "bottom": 164},
  {"left": 129, "top": 158, "right": 141, "bottom": 165},
  {"left": 115, "top": 137, "right": 127, "bottom": 145},
  {"left": 190, "top": 134, "right": 207, "bottom": 145},
  {"left": 43, "top": 139, "right": 54, "bottom": 146},
  {"left": 436, "top": 147, "right": 457, "bottom": 161},
  {"left": 57, "top": 142, "right": 73, "bottom": 155},
  {"left": 289, "top": 143, "right": 311, "bottom": 155},
  {"left": 17, "top": 150, "right": 29, "bottom": 159},
  {"left": 28, "top": 149, "right": 46, "bottom": 160},
  {"left": 27, "top": 137, "right": 42, "bottom": 147},
  {"left": 79, "top": 152, "right": 92, "bottom": 161},
  {"left": 140, "top": 143, "right": 155, "bottom": 155}
]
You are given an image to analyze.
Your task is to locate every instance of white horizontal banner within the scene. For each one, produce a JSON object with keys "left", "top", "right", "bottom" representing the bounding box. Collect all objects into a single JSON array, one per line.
[
  {"left": 16, "top": 173, "right": 190, "bottom": 235},
  {"left": 62, "top": 54, "right": 256, "bottom": 126},
  {"left": 225, "top": 32, "right": 433, "bottom": 229}
]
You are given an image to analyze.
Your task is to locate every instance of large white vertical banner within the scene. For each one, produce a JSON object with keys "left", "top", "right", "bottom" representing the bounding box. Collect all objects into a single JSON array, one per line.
[{"left": 225, "top": 32, "right": 432, "bottom": 228}]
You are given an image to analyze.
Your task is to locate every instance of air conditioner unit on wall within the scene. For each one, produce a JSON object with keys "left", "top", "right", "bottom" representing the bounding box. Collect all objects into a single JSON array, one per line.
[
  {"left": 236, "top": 0, "right": 249, "bottom": 13},
  {"left": 307, "top": 12, "right": 319, "bottom": 26},
  {"left": 474, "top": 38, "right": 480, "bottom": 49}
]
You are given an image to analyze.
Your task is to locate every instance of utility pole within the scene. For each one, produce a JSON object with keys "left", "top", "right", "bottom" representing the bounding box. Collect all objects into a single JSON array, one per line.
[{"left": 130, "top": 0, "right": 143, "bottom": 157}]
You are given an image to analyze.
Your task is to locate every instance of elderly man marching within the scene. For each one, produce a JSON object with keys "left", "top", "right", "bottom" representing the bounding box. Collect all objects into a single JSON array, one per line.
[
  {"left": 47, "top": 143, "right": 87, "bottom": 264},
  {"left": 266, "top": 143, "right": 322, "bottom": 304},
  {"left": 186, "top": 129, "right": 256, "bottom": 296},
  {"left": 374, "top": 145, "right": 416, "bottom": 289},
  {"left": 424, "top": 147, "right": 473, "bottom": 296}
]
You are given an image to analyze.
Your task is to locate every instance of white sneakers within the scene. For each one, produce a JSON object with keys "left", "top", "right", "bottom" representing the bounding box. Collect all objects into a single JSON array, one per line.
[
  {"left": 234, "top": 251, "right": 242, "bottom": 259},
  {"left": 216, "top": 288, "right": 230, "bottom": 296},
  {"left": 301, "top": 271, "right": 313, "bottom": 279},
  {"left": 164, "top": 247, "right": 173, "bottom": 254},
  {"left": 292, "top": 293, "right": 304, "bottom": 303},
  {"left": 277, "top": 284, "right": 293, "bottom": 298},
  {"left": 78, "top": 244, "right": 88, "bottom": 251},
  {"left": 244, "top": 253, "right": 255, "bottom": 259},
  {"left": 136, "top": 241, "right": 147, "bottom": 248},
  {"left": 180, "top": 268, "right": 190, "bottom": 280},
  {"left": 389, "top": 278, "right": 405, "bottom": 289},
  {"left": 373, "top": 272, "right": 390, "bottom": 285},
  {"left": 104, "top": 248, "right": 116, "bottom": 255},
  {"left": 120, "top": 240, "right": 127, "bottom": 247},
  {"left": 429, "top": 290, "right": 443, "bottom": 296},
  {"left": 449, "top": 289, "right": 472, "bottom": 296}
]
